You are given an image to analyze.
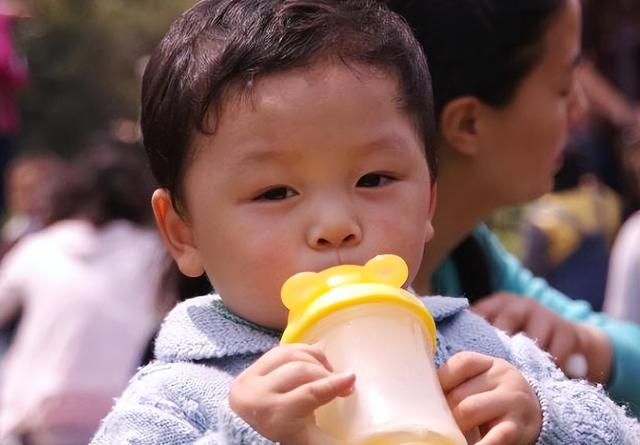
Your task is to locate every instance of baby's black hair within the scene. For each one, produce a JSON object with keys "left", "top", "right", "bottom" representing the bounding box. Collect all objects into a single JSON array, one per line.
[{"left": 141, "top": 0, "right": 436, "bottom": 212}]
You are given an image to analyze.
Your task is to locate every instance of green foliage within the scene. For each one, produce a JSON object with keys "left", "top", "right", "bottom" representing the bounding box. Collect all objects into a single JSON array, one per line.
[{"left": 14, "top": 0, "right": 195, "bottom": 156}]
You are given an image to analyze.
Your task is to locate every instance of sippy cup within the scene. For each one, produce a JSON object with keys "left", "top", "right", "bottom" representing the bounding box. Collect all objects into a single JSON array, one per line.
[{"left": 280, "top": 255, "right": 468, "bottom": 445}]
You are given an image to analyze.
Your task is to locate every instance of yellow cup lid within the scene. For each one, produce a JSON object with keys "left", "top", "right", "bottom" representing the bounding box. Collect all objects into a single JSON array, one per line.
[{"left": 280, "top": 254, "right": 436, "bottom": 350}]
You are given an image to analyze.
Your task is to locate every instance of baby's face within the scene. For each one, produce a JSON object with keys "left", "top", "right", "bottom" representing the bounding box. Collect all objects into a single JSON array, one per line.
[{"left": 181, "top": 62, "right": 434, "bottom": 330}]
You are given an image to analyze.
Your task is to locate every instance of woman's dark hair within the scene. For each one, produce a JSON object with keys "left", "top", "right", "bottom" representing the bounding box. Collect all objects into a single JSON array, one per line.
[
  {"left": 449, "top": 234, "right": 493, "bottom": 303},
  {"left": 554, "top": 149, "right": 590, "bottom": 192},
  {"left": 388, "top": 0, "right": 567, "bottom": 117},
  {"left": 387, "top": 0, "right": 567, "bottom": 298},
  {"left": 45, "top": 139, "right": 156, "bottom": 227},
  {"left": 142, "top": 0, "right": 436, "bottom": 213}
]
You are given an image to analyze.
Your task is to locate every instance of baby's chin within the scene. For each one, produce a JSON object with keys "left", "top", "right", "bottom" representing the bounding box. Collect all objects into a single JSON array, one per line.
[
  {"left": 218, "top": 292, "right": 289, "bottom": 331},
  {"left": 235, "top": 305, "right": 289, "bottom": 332},
  {"left": 253, "top": 313, "right": 289, "bottom": 333}
]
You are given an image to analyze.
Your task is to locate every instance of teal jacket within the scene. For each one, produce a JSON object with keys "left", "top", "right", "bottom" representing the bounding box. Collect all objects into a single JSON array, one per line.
[{"left": 433, "top": 224, "right": 640, "bottom": 414}]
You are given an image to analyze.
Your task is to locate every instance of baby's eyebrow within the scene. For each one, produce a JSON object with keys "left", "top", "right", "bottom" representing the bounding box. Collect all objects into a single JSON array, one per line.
[
  {"left": 354, "top": 133, "right": 419, "bottom": 157},
  {"left": 222, "top": 132, "right": 418, "bottom": 174},
  {"left": 235, "top": 147, "right": 287, "bottom": 165},
  {"left": 224, "top": 144, "right": 301, "bottom": 174}
]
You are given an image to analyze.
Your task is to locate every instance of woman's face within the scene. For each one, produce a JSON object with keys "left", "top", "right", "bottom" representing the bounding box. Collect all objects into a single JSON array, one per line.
[{"left": 477, "top": 0, "right": 582, "bottom": 205}]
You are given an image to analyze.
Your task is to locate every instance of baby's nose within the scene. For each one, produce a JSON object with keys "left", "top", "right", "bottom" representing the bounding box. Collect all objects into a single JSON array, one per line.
[{"left": 307, "top": 213, "right": 362, "bottom": 250}]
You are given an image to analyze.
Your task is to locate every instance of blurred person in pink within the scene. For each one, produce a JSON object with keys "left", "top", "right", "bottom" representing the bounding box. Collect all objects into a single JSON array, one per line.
[
  {"left": 0, "top": 153, "right": 65, "bottom": 256},
  {"left": 0, "top": 153, "right": 64, "bottom": 376},
  {"left": 0, "top": 140, "right": 169, "bottom": 445},
  {"left": 0, "top": 2, "right": 28, "bottom": 214}
]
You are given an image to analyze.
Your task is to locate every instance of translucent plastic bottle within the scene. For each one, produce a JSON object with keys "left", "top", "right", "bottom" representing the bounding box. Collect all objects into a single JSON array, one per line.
[{"left": 280, "top": 255, "right": 468, "bottom": 445}]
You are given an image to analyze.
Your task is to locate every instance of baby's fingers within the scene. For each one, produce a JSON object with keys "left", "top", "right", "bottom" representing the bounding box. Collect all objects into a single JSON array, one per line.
[
  {"left": 449, "top": 391, "right": 505, "bottom": 434},
  {"left": 268, "top": 360, "right": 334, "bottom": 393},
  {"left": 285, "top": 372, "right": 356, "bottom": 413},
  {"left": 438, "top": 351, "right": 494, "bottom": 393},
  {"left": 254, "top": 343, "right": 333, "bottom": 376},
  {"left": 475, "top": 420, "right": 519, "bottom": 445}
]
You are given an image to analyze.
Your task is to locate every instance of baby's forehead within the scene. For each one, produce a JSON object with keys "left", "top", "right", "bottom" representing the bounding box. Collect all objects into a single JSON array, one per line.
[
  {"left": 183, "top": 64, "right": 427, "bottom": 183},
  {"left": 203, "top": 61, "right": 406, "bottom": 132},
  {"left": 219, "top": 60, "right": 401, "bottom": 107},
  {"left": 187, "top": 107, "right": 426, "bottom": 197}
]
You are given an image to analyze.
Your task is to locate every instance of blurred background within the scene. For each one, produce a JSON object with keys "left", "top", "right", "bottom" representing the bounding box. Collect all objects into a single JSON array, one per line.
[
  {"left": 0, "top": 2, "right": 203, "bottom": 444},
  {"left": 11, "top": 0, "right": 195, "bottom": 156},
  {"left": 0, "top": 0, "right": 640, "bottom": 442},
  {"left": 8, "top": 0, "right": 640, "bottom": 239},
  {"left": 7, "top": 0, "right": 640, "bottom": 240},
  {"left": 489, "top": 0, "right": 640, "bottom": 314}
]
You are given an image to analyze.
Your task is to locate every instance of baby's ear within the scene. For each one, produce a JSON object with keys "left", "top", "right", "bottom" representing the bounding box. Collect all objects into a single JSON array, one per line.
[{"left": 151, "top": 189, "right": 205, "bottom": 277}]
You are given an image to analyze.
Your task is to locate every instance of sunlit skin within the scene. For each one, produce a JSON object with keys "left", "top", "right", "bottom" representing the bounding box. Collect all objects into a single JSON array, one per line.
[
  {"left": 415, "top": 0, "right": 613, "bottom": 385},
  {"left": 157, "top": 63, "right": 434, "bottom": 331},
  {"left": 153, "top": 62, "right": 543, "bottom": 445}
]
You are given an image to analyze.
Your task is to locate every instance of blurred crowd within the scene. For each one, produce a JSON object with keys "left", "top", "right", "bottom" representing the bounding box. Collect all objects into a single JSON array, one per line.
[
  {"left": 0, "top": 140, "right": 173, "bottom": 445},
  {"left": 0, "top": 0, "right": 638, "bottom": 443},
  {"left": 0, "top": 2, "right": 189, "bottom": 443}
]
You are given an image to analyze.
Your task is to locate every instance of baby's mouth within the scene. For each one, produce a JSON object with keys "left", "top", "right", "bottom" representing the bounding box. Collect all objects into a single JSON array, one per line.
[
  {"left": 305, "top": 250, "right": 374, "bottom": 275},
  {"left": 311, "top": 250, "right": 352, "bottom": 272},
  {"left": 335, "top": 249, "right": 345, "bottom": 267},
  {"left": 334, "top": 249, "right": 374, "bottom": 268}
]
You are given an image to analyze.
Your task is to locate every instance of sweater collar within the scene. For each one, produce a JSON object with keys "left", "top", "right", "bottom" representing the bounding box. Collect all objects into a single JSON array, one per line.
[{"left": 155, "top": 294, "right": 469, "bottom": 363}]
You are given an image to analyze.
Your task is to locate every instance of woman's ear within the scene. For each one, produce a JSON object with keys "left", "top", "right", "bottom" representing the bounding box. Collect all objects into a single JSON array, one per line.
[
  {"left": 152, "top": 189, "right": 205, "bottom": 277},
  {"left": 439, "top": 96, "right": 482, "bottom": 157}
]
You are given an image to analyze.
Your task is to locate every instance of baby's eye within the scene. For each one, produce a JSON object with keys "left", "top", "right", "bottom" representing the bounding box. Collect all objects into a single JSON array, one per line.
[
  {"left": 253, "top": 186, "right": 297, "bottom": 201},
  {"left": 356, "top": 173, "right": 394, "bottom": 188}
]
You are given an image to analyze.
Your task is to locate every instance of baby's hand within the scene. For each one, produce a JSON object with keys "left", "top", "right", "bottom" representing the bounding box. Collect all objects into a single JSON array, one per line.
[
  {"left": 229, "top": 343, "right": 355, "bottom": 445},
  {"left": 438, "top": 351, "right": 542, "bottom": 445}
]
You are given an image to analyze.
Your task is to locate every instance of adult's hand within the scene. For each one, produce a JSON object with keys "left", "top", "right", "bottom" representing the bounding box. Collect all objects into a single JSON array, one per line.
[{"left": 471, "top": 292, "right": 612, "bottom": 384}]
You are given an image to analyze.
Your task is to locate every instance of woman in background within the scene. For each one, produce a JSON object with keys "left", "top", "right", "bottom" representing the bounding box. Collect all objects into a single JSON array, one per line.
[{"left": 390, "top": 0, "right": 640, "bottom": 413}]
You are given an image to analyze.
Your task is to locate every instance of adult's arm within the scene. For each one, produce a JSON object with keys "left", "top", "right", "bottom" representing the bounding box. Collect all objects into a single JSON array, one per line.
[{"left": 477, "top": 224, "right": 640, "bottom": 412}]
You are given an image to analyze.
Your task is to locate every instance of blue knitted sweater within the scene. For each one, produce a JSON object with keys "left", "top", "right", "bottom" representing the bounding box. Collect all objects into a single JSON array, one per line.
[{"left": 91, "top": 295, "right": 640, "bottom": 444}]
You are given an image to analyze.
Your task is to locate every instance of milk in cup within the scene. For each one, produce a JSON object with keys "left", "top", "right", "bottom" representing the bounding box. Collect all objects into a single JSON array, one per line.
[{"left": 280, "top": 255, "right": 467, "bottom": 445}]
